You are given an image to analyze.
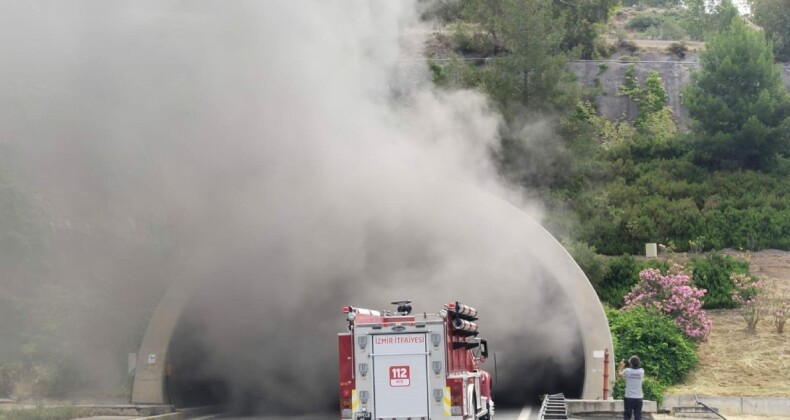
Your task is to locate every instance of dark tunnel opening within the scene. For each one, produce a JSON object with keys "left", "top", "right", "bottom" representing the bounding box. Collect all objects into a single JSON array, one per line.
[
  {"left": 167, "top": 314, "right": 229, "bottom": 409},
  {"left": 165, "top": 278, "right": 588, "bottom": 414}
]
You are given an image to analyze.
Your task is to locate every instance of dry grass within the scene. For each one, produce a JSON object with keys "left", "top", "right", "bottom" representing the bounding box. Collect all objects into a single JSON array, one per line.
[
  {"left": 669, "top": 310, "right": 790, "bottom": 397},
  {"left": 668, "top": 250, "right": 790, "bottom": 397},
  {"left": 656, "top": 415, "right": 790, "bottom": 420}
]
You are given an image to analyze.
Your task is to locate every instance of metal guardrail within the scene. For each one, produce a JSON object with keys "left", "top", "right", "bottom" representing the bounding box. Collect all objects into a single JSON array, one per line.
[
  {"left": 695, "top": 394, "right": 728, "bottom": 420},
  {"left": 538, "top": 393, "right": 568, "bottom": 420}
]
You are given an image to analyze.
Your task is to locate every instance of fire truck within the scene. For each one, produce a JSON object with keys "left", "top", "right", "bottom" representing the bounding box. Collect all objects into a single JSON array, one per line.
[{"left": 338, "top": 300, "right": 494, "bottom": 420}]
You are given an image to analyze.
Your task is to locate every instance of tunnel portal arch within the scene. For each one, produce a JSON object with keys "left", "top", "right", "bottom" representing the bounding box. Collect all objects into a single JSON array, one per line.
[{"left": 131, "top": 188, "right": 615, "bottom": 405}]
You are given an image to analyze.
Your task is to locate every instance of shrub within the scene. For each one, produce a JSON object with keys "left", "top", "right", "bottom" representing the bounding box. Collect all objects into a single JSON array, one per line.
[
  {"left": 773, "top": 299, "right": 789, "bottom": 334},
  {"left": 595, "top": 257, "right": 671, "bottom": 308},
  {"left": 597, "top": 255, "right": 642, "bottom": 308},
  {"left": 452, "top": 30, "right": 497, "bottom": 56},
  {"left": 667, "top": 42, "right": 687, "bottom": 58},
  {"left": 565, "top": 240, "right": 609, "bottom": 288},
  {"left": 419, "top": 0, "right": 463, "bottom": 23},
  {"left": 0, "top": 363, "right": 22, "bottom": 397},
  {"left": 731, "top": 273, "right": 769, "bottom": 333},
  {"left": 626, "top": 15, "right": 661, "bottom": 32},
  {"left": 624, "top": 264, "right": 712, "bottom": 342},
  {"left": 640, "top": 0, "right": 680, "bottom": 6},
  {"left": 607, "top": 306, "right": 698, "bottom": 385},
  {"left": 613, "top": 376, "right": 667, "bottom": 404},
  {"left": 689, "top": 252, "right": 750, "bottom": 309},
  {"left": 645, "top": 19, "right": 686, "bottom": 41},
  {"left": 619, "top": 40, "right": 639, "bottom": 54}
]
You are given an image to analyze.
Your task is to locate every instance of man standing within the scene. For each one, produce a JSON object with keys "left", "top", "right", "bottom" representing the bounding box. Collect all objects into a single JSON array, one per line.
[{"left": 618, "top": 355, "right": 644, "bottom": 420}]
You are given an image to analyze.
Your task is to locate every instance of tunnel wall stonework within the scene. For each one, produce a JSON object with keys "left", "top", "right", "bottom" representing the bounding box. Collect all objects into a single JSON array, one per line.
[{"left": 131, "top": 189, "right": 616, "bottom": 404}]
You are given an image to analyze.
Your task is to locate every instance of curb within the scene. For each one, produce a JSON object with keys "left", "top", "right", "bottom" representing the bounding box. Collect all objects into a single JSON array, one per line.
[
  {"left": 134, "top": 405, "right": 221, "bottom": 420},
  {"left": 135, "top": 413, "right": 185, "bottom": 420},
  {"left": 663, "top": 395, "right": 790, "bottom": 417}
]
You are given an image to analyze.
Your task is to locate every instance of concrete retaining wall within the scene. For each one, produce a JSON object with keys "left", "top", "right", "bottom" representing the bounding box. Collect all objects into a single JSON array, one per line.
[
  {"left": 570, "top": 58, "right": 790, "bottom": 126},
  {"left": 664, "top": 395, "right": 790, "bottom": 416},
  {"left": 567, "top": 399, "right": 657, "bottom": 419},
  {"left": 570, "top": 59, "right": 697, "bottom": 124}
]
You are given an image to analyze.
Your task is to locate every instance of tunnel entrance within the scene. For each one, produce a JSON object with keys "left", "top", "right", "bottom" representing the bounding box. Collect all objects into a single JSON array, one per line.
[
  {"left": 164, "top": 276, "right": 343, "bottom": 415},
  {"left": 167, "top": 311, "right": 228, "bottom": 408},
  {"left": 136, "top": 188, "right": 614, "bottom": 409},
  {"left": 488, "top": 272, "right": 588, "bottom": 408},
  {"left": 164, "top": 278, "right": 587, "bottom": 413}
]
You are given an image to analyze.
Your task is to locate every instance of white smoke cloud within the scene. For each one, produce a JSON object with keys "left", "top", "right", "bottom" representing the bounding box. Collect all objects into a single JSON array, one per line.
[{"left": 0, "top": 0, "right": 584, "bottom": 411}]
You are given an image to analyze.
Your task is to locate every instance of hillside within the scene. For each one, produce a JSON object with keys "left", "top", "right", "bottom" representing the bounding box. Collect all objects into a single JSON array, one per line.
[{"left": 669, "top": 250, "right": 790, "bottom": 397}]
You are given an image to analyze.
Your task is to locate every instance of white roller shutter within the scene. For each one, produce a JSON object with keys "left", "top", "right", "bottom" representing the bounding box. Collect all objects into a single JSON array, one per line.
[{"left": 371, "top": 333, "right": 429, "bottom": 418}]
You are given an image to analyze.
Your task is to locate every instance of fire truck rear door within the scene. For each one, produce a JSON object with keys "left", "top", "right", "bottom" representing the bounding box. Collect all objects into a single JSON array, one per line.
[{"left": 371, "top": 332, "right": 429, "bottom": 418}]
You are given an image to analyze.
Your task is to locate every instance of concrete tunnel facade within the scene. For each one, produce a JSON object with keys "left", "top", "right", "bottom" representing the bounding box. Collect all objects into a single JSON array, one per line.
[{"left": 131, "top": 187, "right": 616, "bottom": 405}]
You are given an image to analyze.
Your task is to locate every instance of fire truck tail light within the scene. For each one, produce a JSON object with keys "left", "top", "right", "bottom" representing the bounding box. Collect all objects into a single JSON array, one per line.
[
  {"left": 342, "top": 389, "right": 351, "bottom": 398},
  {"left": 432, "top": 361, "right": 442, "bottom": 374},
  {"left": 448, "top": 379, "right": 463, "bottom": 406},
  {"left": 448, "top": 379, "right": 464, "bottom": 414},
  {"left": 341, "top": 408, "right": 352, "bottom": 419}
]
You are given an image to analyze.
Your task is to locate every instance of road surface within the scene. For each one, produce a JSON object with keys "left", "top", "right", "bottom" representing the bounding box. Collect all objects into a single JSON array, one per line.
[{"left": 217, "top": 407, "right": 539, "bottom": 419}]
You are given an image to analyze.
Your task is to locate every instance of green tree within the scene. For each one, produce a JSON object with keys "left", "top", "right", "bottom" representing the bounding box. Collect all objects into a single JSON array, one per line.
[
  {"left": 710, "top": 0, "right": 739, "bottom": 34},
  {"left": 458, "top": 0, "right": 577, "bottom": 112},
  {"left": 682, "top": 0, "right": 739, "bottom": 40},
  {"left": 683, "top": 19, "right": 790, "bottom": 169},
  {"left": 553, "top": 0, "right": 620, "bottom": 59},
  {"left": 750, "top": 0, "right": 790, "bottom": 62}
]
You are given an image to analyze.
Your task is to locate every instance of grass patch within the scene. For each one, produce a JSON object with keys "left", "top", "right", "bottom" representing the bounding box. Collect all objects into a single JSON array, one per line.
[
  {"left": 668, "top": 309, "right": 790, "bottom": 396},
  {"left": 0, "top": 406, "right": 96, "bottom": 420},
  {"left": 667, "top": 251, "right": 790, "bottom": 397}
]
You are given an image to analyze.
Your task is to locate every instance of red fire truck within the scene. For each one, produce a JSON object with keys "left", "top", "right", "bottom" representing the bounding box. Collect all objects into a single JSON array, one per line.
[{"left": 338, "top": 300, "right": 494, "bottom": 420}]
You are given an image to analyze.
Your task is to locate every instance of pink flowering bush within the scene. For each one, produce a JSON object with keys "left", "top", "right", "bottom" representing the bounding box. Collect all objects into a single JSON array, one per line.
[
  {"left": 731, "top": 273, "right": 767, "bottom": 333},
  {"left": 624, "top": 264, "right": 712, "bottom": 342}
]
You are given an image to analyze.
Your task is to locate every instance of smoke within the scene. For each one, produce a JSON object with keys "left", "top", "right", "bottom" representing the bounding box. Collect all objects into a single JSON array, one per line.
[{"left": 0, "top": 0, "right": 584, "bottom": 411}]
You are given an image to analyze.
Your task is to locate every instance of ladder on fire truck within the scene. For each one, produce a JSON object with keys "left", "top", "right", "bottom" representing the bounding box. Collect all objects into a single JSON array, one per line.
[{"left": 538, "top": 393, "right": 568, "bottom": 420}]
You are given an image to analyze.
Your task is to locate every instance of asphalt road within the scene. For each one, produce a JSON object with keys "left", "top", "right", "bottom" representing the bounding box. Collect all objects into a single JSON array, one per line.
[{"left": 217, "top": 407, "right": 539, "bottom": 419}]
